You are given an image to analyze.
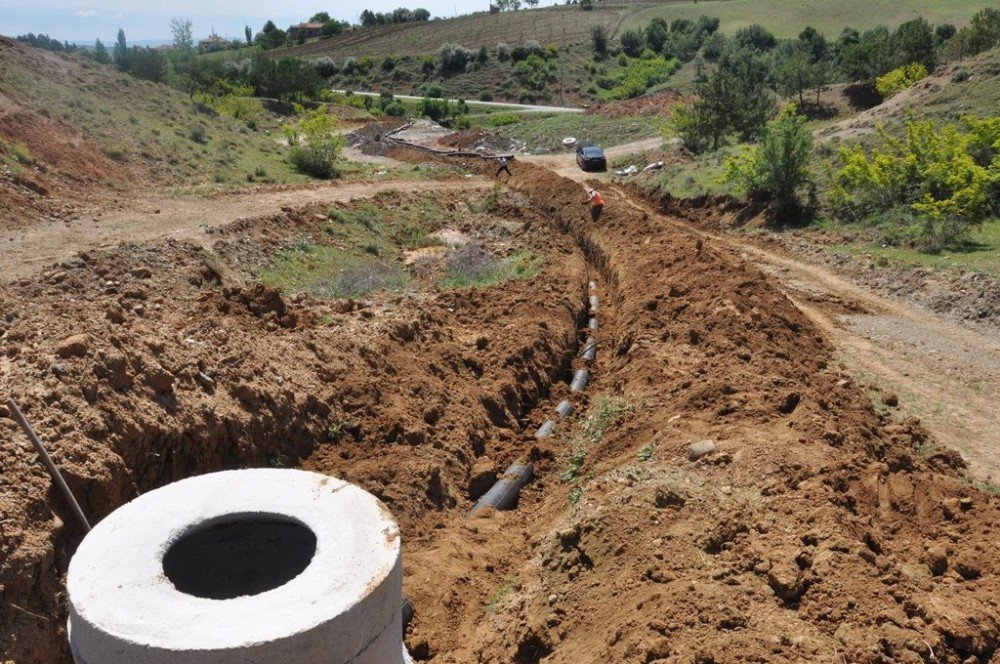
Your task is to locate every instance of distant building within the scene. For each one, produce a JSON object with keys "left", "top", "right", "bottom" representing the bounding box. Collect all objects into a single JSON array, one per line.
[
  {"left": 198, "top": 33, "right": 230, "bottom": 52},
  {"left": 289, "top": 22, "right": 325, "bottom": 40}
]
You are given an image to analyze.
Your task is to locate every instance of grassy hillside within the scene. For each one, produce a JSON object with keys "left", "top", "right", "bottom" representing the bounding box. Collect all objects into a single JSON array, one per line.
[
  {"left": 273, "top": 6, "right": 627, "bottom": 60},
  {"left": 624, "top": 0, "right": 985, "bottom": 39},
  {"left": 0, "top": 36, "right": 306, "bottom": 203}
]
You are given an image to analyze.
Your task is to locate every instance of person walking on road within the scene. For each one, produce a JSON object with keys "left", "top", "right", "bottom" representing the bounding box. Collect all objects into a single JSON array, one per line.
[
  {"left": 495, "top": 156, "right": 512, "bottom": 178},
  {"left": 584, "top": 187, "right": 605, "bottom": 221}
]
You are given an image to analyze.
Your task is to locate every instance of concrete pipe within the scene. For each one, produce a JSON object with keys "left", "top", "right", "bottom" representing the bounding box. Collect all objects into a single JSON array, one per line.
[
  {"left": 535, "top": 419, "right": 557, "bottom": 439},
  {"left": 470, "top": 462, "right": 534, "bottom": 514},
  {"left": 588, "top": 317, "right": 599, "bottom": 331},
  {"left": 555, "top": 400, "right": 574, "bottom": 418},
  {"left": 67, "top": 469, "right": 410, "bottom": 664},
  {"left": 570, "top": 369, "right": 589, "bottom": 392},
  {"left": 582, "top": 339, "right": 597, "bottom": 362},
  {"left": 589, "top": 281, "right": 597, "bottom": 291},
  {"left": 589, "top": 295, "right": 599, "bottom": 312}
]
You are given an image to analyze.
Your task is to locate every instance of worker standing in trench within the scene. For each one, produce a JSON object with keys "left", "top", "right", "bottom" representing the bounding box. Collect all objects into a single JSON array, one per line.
[{"left": 584, "top": 187, "right": 605, "bottom": 222}]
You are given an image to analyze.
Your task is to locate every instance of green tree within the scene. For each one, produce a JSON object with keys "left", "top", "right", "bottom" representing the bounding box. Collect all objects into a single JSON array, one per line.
[
  {"left": 724, "top": 104, "right": 813, "bottom": 221},
  {"left": 645, "top": 19, "right": 668, "bottom": 53},
  {"left": 620, "top": 28, "right": 645, "bottom": 58},
  {"left": 774, "top": 42, "right": 811, "bottom": 105},
  {"left": 891, "top": 17, "right": 935, "bottom": 72},
  {"left": 113, "top": 28, "right": 128, "bottom": 69},
  {"left": 170, "top": 18, "right": 193, "bottom": 51},
  {"left": 310, "top": 12, "right": 331, "bottom": 23},
  {"left": 839, "top": 25, "right": 892, "bottom": 83},
  {"left": 245, "top": 25, "right": 253, "bottom": 46},
  {"left": 591, "top": 26, "right": 608, "bottom": 59},
  {"left": 676, "top": 48, "right": 774, "bottom": 152},
  {"left": 734, "top": 23, "right": 776, "bottom": 51},
  {"left": 93, "top": 38, "right": 110, "bottom": 64}
]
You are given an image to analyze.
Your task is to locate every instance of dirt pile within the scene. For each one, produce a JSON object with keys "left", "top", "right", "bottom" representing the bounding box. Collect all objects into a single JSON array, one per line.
[
  {"left": 0, "top": 191, "right": 588, "bottom": 662},
  {"left": 395, "top": 159, "right": 1000, "bottom": 663},
  {"left": 586, "top": 90, "right": 686, "bottom": 119}
]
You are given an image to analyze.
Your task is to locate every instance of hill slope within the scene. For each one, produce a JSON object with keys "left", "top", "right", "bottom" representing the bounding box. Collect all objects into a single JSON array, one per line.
[{"left": 0, "top": 38, "right": 303, "bottom": 228}]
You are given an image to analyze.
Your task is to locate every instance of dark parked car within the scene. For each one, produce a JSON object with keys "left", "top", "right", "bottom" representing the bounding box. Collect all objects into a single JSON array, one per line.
[{"left": 576, "top": 144, "right": 607, "bottom": 172}]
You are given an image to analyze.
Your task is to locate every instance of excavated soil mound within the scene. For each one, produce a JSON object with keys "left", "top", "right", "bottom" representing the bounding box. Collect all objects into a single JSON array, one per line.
[
  {"left": 0, "top": 191, "right": 588, "bottom": 663},
  {"left": 394, "top": 159, "right": 1000, "bottom": 663}
]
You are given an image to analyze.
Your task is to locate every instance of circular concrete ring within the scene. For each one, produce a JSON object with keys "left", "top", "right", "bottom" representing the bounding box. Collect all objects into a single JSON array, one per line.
[
  {"left": 588, "top": 317, "right": 599, "bottom": 331},
  {"left": 68, "top": 469, "right": 409, "bottom": 664},
  {"left": 589, "top": 295, "right": 599, "bottom": 312},
  {"left": 570, "top": 369, "right": 589, "bottom": 392}
]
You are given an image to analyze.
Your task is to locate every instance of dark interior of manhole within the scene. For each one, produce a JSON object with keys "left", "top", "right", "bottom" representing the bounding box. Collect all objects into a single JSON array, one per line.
[{"left": 163, "top": 516, "right": 317, "bottom": 600}]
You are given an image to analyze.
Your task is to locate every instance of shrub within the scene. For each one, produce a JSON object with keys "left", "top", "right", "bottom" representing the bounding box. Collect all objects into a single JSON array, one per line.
[
  {"left": 620, "top": 28, "right": 645, "bottom": 58},
  {"left": 317, "top": 262, "right": 407, "bottom": 298},
  {"left": 591, "top": 26, "right": 608, "bottom": 59},
  {"left": 830, "top": 116, "right": 1000, "bottom": 250},
  {"left": 188, "top": 123, "right": 208, "bottom": 144},
  {"left": 313, "top": 56, "right": 337, "bottom": 77},
  {"left": 438, "top": 42, "right": 475, "bottom": 73},
  {"left": 875, "top": 62, "right": 928, "bottom": 99},
  {"left": 487, "top": 112, "right": 521, "bottom": 127},
  {"left": 734, "top": 24, "right": 777, "bottom": 51},
  {"left": 288, "top": 108, "right": 344, "bottom": 179},
  {"left": 478, "top": 90, "right": 493, "bottom": 101},
  {"left": 723, "top": 104, "right": 813, "bottom": 221},
  {"left": 603, "top": 56, "right": 679, "bottom": 101},
  {"left": 495, "top": 42, "right": 511, "bottom": 62}
]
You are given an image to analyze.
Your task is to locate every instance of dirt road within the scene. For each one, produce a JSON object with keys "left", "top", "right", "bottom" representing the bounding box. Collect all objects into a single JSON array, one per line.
[
  {"left": 617, "top": 187, "right": 1000, "bottom": 482},
  {"left": 0, "top": 177, "right": 489, "bottom": 283}
]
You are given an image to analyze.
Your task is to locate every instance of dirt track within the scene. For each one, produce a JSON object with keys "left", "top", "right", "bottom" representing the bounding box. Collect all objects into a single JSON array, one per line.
[
  {"left": 0, "top": 177, "right": 488, "bottom": 283},
  {"left": 2, "top": 159, "right": 1000, "bottom": 663}
]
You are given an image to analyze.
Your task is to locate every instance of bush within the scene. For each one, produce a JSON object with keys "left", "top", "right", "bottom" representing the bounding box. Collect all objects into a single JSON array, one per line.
[
  {"left": 479, "top": 90, "right": 493, "bottom": 101},
  {"left": 875, "top": 62, "right": 928, "bottom": 99},
  {"left": 734, "top": 24, "right": 777, "bottom": 51},
  {"left": 439, "top": 42, "right": 475, "bottom": 73},
  {"left": 315, "top": 262, "right": 407, "bottom": 298},
  {"left": 723, "top": 104, "right": 813, "bottom": 221},
  {"left": 488, "top": 112, "right": 521, "bottom": 127},
  {"left": 602, "top": 56, "right": 679, "bottom": 100},
  {"left": 591, "top": 26, "right": 608, "bottom": 59},
  {"left": 495, "top": 42, "right": 511, "bottom": 61},
  {"left": 188, "top": 123, "right": 208, "bottom": 144},
  {"left": 829, "top": 116, "right": 1000, "bottom": 250},
  {"left": 313, "top": 56, "right": 337, "bottom": 77},
  {"left": 620, "top": 28, "right": 645, "bottom": 58},
  {"left": 289, "top": 144, "right": 341, "bottom": 178}
]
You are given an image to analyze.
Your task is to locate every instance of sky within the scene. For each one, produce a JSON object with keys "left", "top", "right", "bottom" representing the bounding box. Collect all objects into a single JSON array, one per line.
[{"left": 1, "top": 0, "right": 499, "bottom": 44}]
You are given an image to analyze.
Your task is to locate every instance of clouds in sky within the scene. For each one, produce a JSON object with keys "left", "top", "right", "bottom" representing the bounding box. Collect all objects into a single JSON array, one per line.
[{"left": 4, "top": 0, "right": 501, "bottom": 41}]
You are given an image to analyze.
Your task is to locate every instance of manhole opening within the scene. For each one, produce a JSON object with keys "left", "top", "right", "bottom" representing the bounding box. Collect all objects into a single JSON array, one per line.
[{"left": 163, "top": 515, "right": 317, "bottom": 600}]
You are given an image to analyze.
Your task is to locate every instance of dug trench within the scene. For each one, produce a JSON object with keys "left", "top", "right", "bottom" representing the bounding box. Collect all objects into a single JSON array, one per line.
[
  {"left": 1, "top": 160, "right": 998, "bottom": 664},
  {"left": 0, "top": 188, "right": 593, "bottom": 662},
  {"left": 397, "top": 159, "right": 1000, "bottom": 663}
]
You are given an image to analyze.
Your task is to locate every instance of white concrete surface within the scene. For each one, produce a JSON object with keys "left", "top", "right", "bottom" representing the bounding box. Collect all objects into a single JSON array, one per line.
[{"left": 68, "top": 469, "right": 409, "bottom": 664}]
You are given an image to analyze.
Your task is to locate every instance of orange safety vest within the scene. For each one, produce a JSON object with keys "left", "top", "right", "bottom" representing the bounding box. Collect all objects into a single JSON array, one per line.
[{"left": 590, "top": 191, "right": 605, "bottom": 207}]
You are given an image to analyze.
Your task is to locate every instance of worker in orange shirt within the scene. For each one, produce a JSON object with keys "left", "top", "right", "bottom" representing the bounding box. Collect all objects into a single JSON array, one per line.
[{"left": 584, "top": 187, "right": 605, "bottom": 221}]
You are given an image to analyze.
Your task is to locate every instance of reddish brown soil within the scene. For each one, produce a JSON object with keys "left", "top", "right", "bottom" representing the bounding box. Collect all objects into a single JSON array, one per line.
[
  {"left": 586, "top": 90, "right": 687, "bottom": 119},
  {"left": 0, "top": 38, "right": 132, "bottom": 229},
  {"left": 2, "top": 160, "right": 999, "bottom": 664},
  {"left": 399, "top": 160, "right": 1000, "bottom": 663},
  {"left": 0, "top": 192, "right": 587, "bottom": 662}
]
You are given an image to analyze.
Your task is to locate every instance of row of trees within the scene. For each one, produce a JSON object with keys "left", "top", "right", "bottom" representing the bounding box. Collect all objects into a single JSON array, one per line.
[{"left": 359, "top": 7, "right": 431, "bottom": 27}]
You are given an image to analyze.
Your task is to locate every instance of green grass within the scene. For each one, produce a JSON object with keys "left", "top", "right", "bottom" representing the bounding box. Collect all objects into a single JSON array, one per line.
[
  {"left": 260, "top": 198, "right": 449, "bottom": 297},
  {"left": 437, "top": 250, "right": 543, "bottom": 290},
  {"left": 625, "top": 0, "right": 984, "bottom": 40},
  {"left": 492, "top": 113, "right": 663, "bottom": 150},
  {"left": 826, "top": 218, "right": 1000, "bottom": 276},
  {"left": 0, "top": 51, "right": 306, "bottom": 187},
  {"left": 644, "top": 147, "right": 735, "bottom": 198}
]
